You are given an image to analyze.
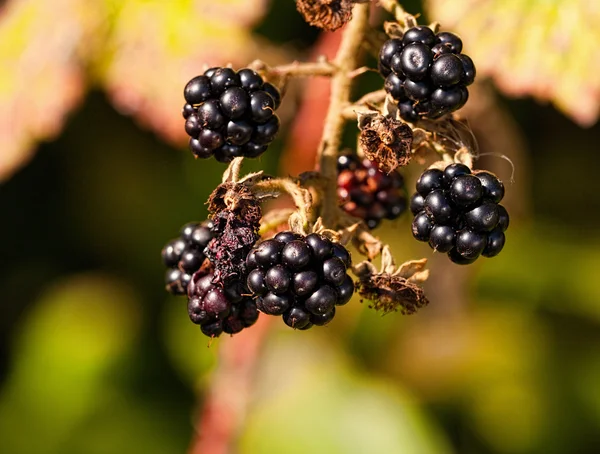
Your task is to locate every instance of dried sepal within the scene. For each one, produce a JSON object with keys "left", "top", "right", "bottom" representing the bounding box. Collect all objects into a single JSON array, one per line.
[
  {"left": 296, "top": 0, "right": 357, "bottom": 31},
  {"left": 395, "top": 258, "right": 427, "bottom": 278},
  {"left": 357, "top": 273, "right": 429, "bottom": 315},
  {"left": 358, "top": 113, "right": 413, "bottom": 173},
  {"left": 454, "top": 147, "right": 474, "bottom": 169},
  {"left": 383, "top": 21, "right": 404, "bottom": 39},
  {"left": 221, "top": 157, "right": 245, "bottom": 184}
]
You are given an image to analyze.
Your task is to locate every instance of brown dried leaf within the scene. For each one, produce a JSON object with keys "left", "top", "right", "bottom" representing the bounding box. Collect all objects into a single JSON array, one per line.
[
  {"left": 395, "top": 258, "right": 428, "bottom": 279},
  {"left": 426, "top": 0, "right": 600, "bottom": 126}
]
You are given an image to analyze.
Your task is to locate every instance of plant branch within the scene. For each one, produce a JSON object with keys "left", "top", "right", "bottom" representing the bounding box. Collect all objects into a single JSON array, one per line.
[
  {"left": 317, "top": 2, "right": 371, "bottom": 227},
  {"left": 249, "top": 58, "right": 337, "bottom": 79},
  {"left": 341, "top": 89, "right": 387, "bottom": 119}
]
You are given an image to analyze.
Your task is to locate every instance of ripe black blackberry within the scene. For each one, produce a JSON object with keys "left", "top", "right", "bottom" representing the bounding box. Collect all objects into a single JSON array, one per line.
[
  {"left": 182, "top": 67, "right": 281, "bottom": 162},
  {"left": 379, "top": 26, "right": 476, "bottom": 122},
  {"left": 161, "top": 221, "right": 215, "bottom": 295},
  {"left": 245, "top": 231, "right": 355, "bottom": 329},
  {"left": 187, "top": 270, "right": 259, "bottom": 338},
  {"left": 410, "top": 164, "right": 509, "bottom": 264},
  {"left": 337, "top": 154, "right": 407, "bottom": 229}
]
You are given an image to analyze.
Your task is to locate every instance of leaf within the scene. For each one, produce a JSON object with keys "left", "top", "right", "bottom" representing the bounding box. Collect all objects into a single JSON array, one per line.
[
  {"left": 0, "top": 0, "right": 98, "bottom": 181},
  {"left": 94, "top": 0, "right": 284, "bottom": 146},
  {"left": 426, "top": 0, "right": 600, "bottom": 126}
]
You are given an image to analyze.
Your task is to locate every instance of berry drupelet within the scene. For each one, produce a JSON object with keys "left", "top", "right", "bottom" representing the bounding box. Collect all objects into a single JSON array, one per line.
[
  {"left": 182, "top": 67, "right": 282, "bottom": 163},
  {"left": 187, "top": 270, "right": 259, "bottom": 338},
  {"left": 379, "top": 26, "right": 476, "bottom": 122},
  {"left": 161, "top": 221, "right": 215, "bottom": 295},
  {"left": 245, "top": 231, "right": 355, "bottom": 329},
  {"left": 410, "top": 164, "right": 509, "bottom": 264},
  {"left": 337, "top": 154, "right": 408, "bottom": 229}
]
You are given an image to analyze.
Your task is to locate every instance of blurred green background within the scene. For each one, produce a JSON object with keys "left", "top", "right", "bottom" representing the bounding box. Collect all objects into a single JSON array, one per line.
[{"left": 2, "top": 0, "right": 600, "bottom": 453}]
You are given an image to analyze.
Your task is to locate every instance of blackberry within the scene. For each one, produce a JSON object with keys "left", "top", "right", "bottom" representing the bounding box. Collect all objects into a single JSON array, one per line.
[
  {"left": 187, "top": 270, "right": 259, "bottom": 338},
  {"left": 337, "top": 154, "right": 407, "bottom": 229},
  {"left": 379, "top": 26, "right": 476, "bottom": 122},
  {"left": 182, "top": 67, "right": 281, "bottom": 162},
  {"left": 410, "top": 165, "right": 509, "bottom": 264},
  {"left": 161, "top": 221, "right": 214, "bottom": 295},
  {"left": 246, "top": 232, "right": 355, "bottom": 329}
]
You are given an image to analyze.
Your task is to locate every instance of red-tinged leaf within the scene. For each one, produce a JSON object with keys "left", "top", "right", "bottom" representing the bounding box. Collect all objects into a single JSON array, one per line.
[
  {"left": 0, "top": 0, "right": 101, "bottom": 181},
  {"left": 426, "top": 0, "right": 600, "bottom": 126},
  {"left": 94, "top": 0, "right": 283, "bottom": 145}
]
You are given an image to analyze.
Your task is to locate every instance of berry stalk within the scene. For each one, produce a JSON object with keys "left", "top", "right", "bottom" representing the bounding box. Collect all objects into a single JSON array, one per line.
[{"left": 317, "top": 2, "right": 370, "bottom": 227}]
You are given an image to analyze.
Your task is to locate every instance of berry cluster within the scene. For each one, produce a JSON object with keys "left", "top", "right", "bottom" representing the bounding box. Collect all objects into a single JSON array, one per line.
[
  {"left": 245, "top": 231, "right": 355, "bottom": 329},
  {"left": 337, "top": 154, "right": 407, "bottom": 229},
  {"left": 187, "top": 270, "right": 259, "bottom": 337},
  {"left": 410, "top": 164, "right": 509, "bottom": 264},
  {"left": 162, "top": 221, "right": 214, "bottom": 295},
  {"left": 379, "top": 26, "right": 476, "bottom": 122},
  {"left": 183, "top": 67, "right": 281, "bottom": 163}
]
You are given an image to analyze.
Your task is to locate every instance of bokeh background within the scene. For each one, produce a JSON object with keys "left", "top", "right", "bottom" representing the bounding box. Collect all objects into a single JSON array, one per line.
[{"left": 2, "top": 0, "right": 600, "bottom": 453}]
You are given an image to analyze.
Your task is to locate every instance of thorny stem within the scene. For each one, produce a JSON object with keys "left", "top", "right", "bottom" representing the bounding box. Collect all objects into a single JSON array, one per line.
[
  {"left": 317, "top": 2, "right": 371, "bottom": 227},
  {"left": 250, "top": 58, "right": 336, "bottom": 79}
]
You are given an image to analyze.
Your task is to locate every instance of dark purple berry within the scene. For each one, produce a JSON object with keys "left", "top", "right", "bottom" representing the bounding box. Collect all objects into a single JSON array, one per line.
[
  {"left": 254, "top": 239, "right": 282, "bottom": 268},
  {"left": 399, "top": 101, "right": 419, "bottom": 122},
  {"left": 305, "top": 285, "right": 337, "bottom": 315},
  {"left": 188, "top": 296, "right": 209, "bottom": 325},
  {"left": 265, "top": 264, "right": 291, "bottom": 294},
  {"left": 448, "top": 248, "right": 477, "bottom": 265},
  {"left": 436, "top": 32, "right": 463, "bottom": 54},
  {"left": 459, "top": 54, "right": 476, "bottom": 85},
  {"left": 179, "top": 249, "right": 204, "bottom": 273},
  {"left": 182, "top": 103, "right": 195, "bottom": 119},
  {"left": 399, "top": 43, "right": 433, "bottom": 80},
  {"left": 464, "top": 203, "right": 499, "bottom": 232},
  {"left": 238, "top": 68, "right": 264, "bottom": 91},
  {"left": 257, "top": 292, "right": 291, "bottom": 315},
  {"left": 197, "top": 99, "right": 225, "bottom": 129},
  {"left": 240, "top": 300, "right": 259, "bottom": 327},
  {"left": 185, "top": 114, "right": 201, "bottom": 137},
  {"left": 404, "top": 78, "right": 433, "bottom": 100},
  {"left": 497, "top": 205, "right": 509, "bottom": 232},
  {"left": 449, "top": 174, "right": 483, "bottom": 208},
  {"left": 431, "top": 86, "right": 463, "bottom": 109},
  {"left": 190, "top": 225, "right": 213, "bottom": 248},
  {"left": 443, "top": 163, "right": 471, "bottom": 186},
  {"left": 431, "top": 43, "right": 453, "bottom": 58},
  {"left": 162, "top": 238, "right": 185, "bottom": 267},
  {"left": 379, "top": 38, "right": 403, "bottom": 68},
  {"left": 274, "top": 231, "right": 302, "bottom": 244},
  {"left": 189, "top": 138, "right": 213, "bottom": 159},
  {"left": 336, "top": 275, "right": 354, "bottom": 305},
  {"left": 203, "top": 287, "right": 231, "bottom": 320},
  {"left": 249, "top": 91, "right": 275, "bottom": 122},
  {"left": 201, "top": 321, "right": 223, "bottom": 338},
  {"left": 322, "top": 257, "right": 347, "bottom": 286},
  {"left": 483, "top": 229, "right": 505, "bottom": 257},
  {"left": 425, "top": 190, "right": 455, "bottom": 224},
  {"left": 242, "top": 141, "right": 268, "bottom": 158},
  {"left": 198, "top": 129, "right": 224, "bottom": 150},
  {"left": 410, "top": 193, "right": 425, "bottom": 215},
  {"left": 331, "top": 243, "right": 351, "bottom": 268},
  {"left": 455, "top": 229, "right": 487, "bottom": 260},
  {"left": 283, "top": 306, "right": 311, "bottom": 329},
  {"left": 475, "top": 171, "right": 504, "bottom": 203},
  {"left": 247, "top": 268, "right": 268, "bottom": 296},
  {"left": 226, "top": 120, "right": 253, "bottom": 145},
  {"left": 293, "top": 270, "right": 319, "bottom": 297},
  {"left": 204, "top": 67, "right": 219, "bottom": 78},
  {"left": 416, "top": 168, "right": 444, "bottom": 196},
  {"left": 385, "top": 73, "right": 407, "bottom": 100},
  {"left": 428, "top": 225, "right": 456, "bottom": 252},
  {"left": 209, "top": 67, "right": 239, "bottom": 94},
  {"left": 430, "top": 54, "right": 464, "bottom": 87},
  {"left": 223, "top": 315, "right": 245, "bottom": 335},
  {"left": 165, "top": 268, "right": 185, "bottom": 294},
  {"left": 223, "top": 281, "right": 244, "bottom": 304},
  {"left": 214, "top": 145, "right": 242, "bottom": 163},
  {"left": 184, "top": 75, "right": 212, "bottom": 104},
  {"left": 310, "top": 307, "right": 336, "bottom": 326},
  {"left": 305, "top": 234, "right": 333, "bottom": 261},
  {"left": 412, "top": 211, "right": 434, "bottom": 241},
  {"left": 282, "top": 240, "right": 312, "bottom": 270},
  {"left": 252, "top": 116, "right": 280, "bottom": 145},
  {"left": 262, "top": 82, "right": 281, "bottom": 109},
  {"left": 219, "top": 87, "right": 250, "bottom": 119},
  {"left": 402, "top": 26, "right": 436, "bottom": 46}
]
